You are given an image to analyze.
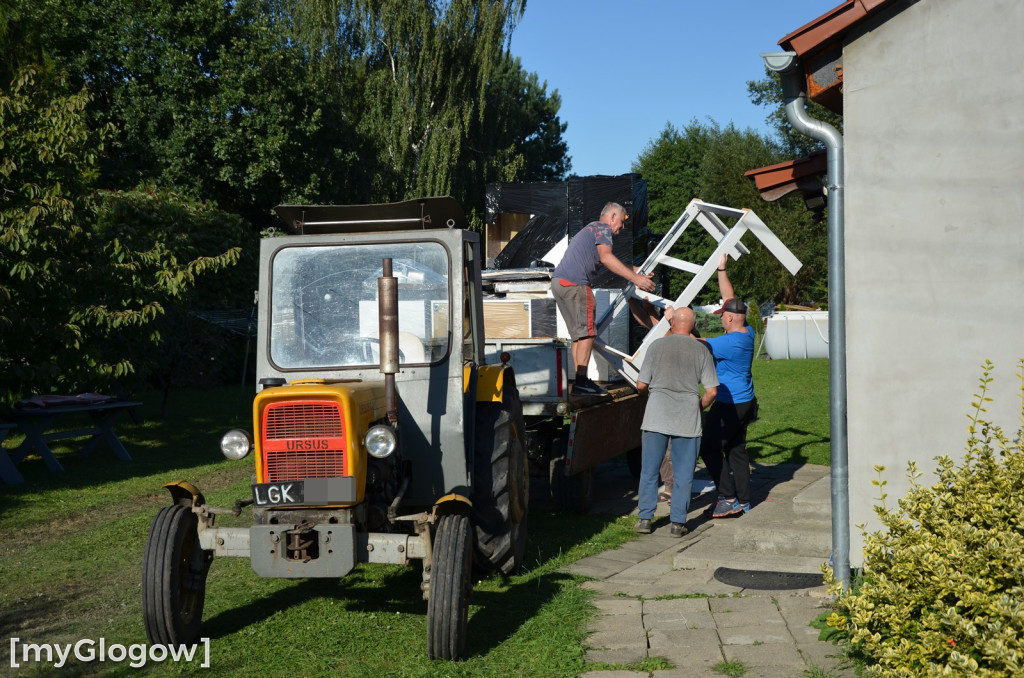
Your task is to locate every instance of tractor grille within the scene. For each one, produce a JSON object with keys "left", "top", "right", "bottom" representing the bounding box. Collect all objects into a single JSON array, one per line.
[{"left": 261, "top": 401, "right": 346, "bottom": 482}]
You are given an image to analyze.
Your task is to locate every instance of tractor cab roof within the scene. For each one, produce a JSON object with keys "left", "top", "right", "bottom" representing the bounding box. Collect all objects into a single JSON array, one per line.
[{"left": 273, "top": 197, "right": 468, "bottom": 235}]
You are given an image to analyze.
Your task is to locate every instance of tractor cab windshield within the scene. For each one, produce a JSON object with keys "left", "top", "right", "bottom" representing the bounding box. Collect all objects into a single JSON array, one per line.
[{"left": 268, "top": 241, "right": 450, "bottom": 369}]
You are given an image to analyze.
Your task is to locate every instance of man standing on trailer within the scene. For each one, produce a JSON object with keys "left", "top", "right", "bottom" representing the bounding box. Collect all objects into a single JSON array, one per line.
[{"left": 550, "top": 202, "right": 656, "bottom": 396}]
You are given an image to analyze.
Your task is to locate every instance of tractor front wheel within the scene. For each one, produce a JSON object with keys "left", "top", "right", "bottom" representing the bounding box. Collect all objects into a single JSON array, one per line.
[
  {"left": 142, "top": 504, "right": 211, "bottom": 646},
  {"left": 427, "top": 513, "right": 472, "bottom": 660}
]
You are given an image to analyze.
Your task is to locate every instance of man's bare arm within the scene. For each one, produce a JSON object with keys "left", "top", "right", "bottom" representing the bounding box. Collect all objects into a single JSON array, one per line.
[
  {"left": 700, "top": 386, "right": 717, "bottom": 410},
  {"left": 598, "top": 244, "right": 655, "bottom": 292},
  {"left": 717, "top": 253, "right": 735, "bottom": 300}
]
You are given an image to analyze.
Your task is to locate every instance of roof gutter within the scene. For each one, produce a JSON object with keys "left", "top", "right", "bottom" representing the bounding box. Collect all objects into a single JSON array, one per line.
[{"left": 761, "top": 51, "right": 851, "bottom": 591}]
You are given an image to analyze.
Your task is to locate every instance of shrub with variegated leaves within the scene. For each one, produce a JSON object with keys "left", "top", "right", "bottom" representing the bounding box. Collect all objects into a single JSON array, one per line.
[{"left": 823, "top": 359, "right": 1024, "bottom": 677}]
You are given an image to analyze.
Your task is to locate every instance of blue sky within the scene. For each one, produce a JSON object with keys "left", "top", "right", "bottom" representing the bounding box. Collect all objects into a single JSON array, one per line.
[{"left": 508, "top": 0, "right": 837, "bottom": 177}]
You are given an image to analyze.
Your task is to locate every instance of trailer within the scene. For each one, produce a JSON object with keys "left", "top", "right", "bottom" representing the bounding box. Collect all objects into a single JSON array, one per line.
[{"left": 482, "top": 196, "right": 804, "bottom": 511}]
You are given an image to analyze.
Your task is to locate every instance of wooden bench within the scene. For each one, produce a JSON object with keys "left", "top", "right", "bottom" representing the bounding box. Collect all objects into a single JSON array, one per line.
[{"left": 2, "top": 399, "right": 142, "bottom": 485}]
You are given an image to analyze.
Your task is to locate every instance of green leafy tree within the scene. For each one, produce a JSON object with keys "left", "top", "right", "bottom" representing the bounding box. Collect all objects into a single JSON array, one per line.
[
  {"left": 284, "top": 0, "right": 562, "bottom": 213},
  {"left": 23, "top": 0, "right": 366, "bottom": 228},
  {"left": 459, "top": 52, "right": 570, "bottom": 226},
  {"left": 344, "top": 0, "right": 528, "bottom": 205},
  {"left": 475, "top": 54, "right": 570, "bottom": 184},
  {"left": 24, "top": 0, "right": 567, "bottom": 228},
  {"left": 0, "top": 0, "right": 50, "bottom": 87},
  {"left": 0, "top": 70, "right": 242, "bottom": 405},
  {"left": 91, "top": 187, "right": 256, "bottom": 412}
]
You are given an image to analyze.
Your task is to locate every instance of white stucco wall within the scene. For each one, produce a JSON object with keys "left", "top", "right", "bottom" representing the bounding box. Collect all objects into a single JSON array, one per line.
[{"left": 842, "top": 0, "right": 1024, "bottom": 565}]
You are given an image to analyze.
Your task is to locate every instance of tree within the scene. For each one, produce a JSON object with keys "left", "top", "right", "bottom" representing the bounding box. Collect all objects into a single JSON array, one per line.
[
  {"left": 24, "top": 0, "right": 568, "bottom": 228},
  {"left": 474, "top": 54, "right": 570, "bottom": 184},
  {"left": 459, "top": 52, "right": 570, "bottom": 226},
  {"left": 633, "top": 120, "right": 826, "bottom": 307},
  {"left": 0, "top": 70, "right": 242, "bottom": 405},
  {"left": 90, "top": 187, "right": 257, "bottom": 412},
  {"left": 0, "top": 0, "right": 50, "bottom": 87},
  {"left": 22, "top": 0, "right": 367, "bottom": 229},
  {"left": 345, "top": 0, "right": 528, "bottom": 205}
]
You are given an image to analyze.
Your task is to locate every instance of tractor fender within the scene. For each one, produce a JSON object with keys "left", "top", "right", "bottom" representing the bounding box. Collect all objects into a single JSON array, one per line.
[
  {"left": 162, "top": 481, "right": 206, "bottom": 507},
  {"left": 432, "top": 493, "right": 472, "bottom": 518}
]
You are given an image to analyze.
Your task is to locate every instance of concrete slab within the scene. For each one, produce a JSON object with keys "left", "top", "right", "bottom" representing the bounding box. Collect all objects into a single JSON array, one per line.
[
  {"left": 643, "top": 610, "right": 715, "bottom": 630},
  {"left": 567, "top": 556, "right": 633, "bottom": 579},
  {"left": 610, "top": 560, "right": 676, "bottom": 582},
  {"left": 656, "top": 578, "right": 740, "bottom": 597},
  {"left": 643, "top": 597, "right": 710, "bottom": 615},
  {"left": 584, "top": 647, "right": 648, "bottom": 665},
  {"left": 588, "top": 610, "right": 643, "bottom": 632},
  {"left": 717, "top": 623, "right": 793, "bottom": 646},
  {"left": 584, "top": 626, "right": 649, "bottom": 651},
  {"left": 617, "top": 539, "right": 680, "bottom": 558},
  {"left": 596, "top": 548, "right": 655, "bottom": 565},
  {"left": 588, "top": 613, "right": 643, "bottom": 636},
  {"left": 647, "top": 628, "right": 724, "bottom": 673},
  {"left": 568, "top": 461, "right": 844, "bottom": 677},
  {"left": 651, "top": 669, "right": 723, "bottom": 678},
  {"left": 708, "top": 596, "right": 783, "bottom": 618},
  {"left": 723, "top": 641, "right": 806, "bottom": 666},
  {"left": 593, "top": 598, "right": 643, "bottom": 616}
]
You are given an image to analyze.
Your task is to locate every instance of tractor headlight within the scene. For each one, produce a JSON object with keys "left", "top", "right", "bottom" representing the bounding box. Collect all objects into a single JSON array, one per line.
[
  {"left": 364, "top": 425, "right": 397, "bottom": 459},
  {"left": 220, "top": 429, "right": 253, "bottom": 460}
]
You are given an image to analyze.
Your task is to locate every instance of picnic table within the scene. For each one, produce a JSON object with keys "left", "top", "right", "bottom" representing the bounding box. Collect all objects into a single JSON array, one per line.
[
  {"left": 1, "top": 394, "right": 142, "bottom": 485},
  {"left": 0, "top": 422, "right": 22, "bottom": 484}
]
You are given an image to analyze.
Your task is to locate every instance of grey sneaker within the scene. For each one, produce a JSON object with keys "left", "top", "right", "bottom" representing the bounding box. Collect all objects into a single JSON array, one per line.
[
  {"left": 633, "top": 519, "right": 652, "bottom": 534},
  {"left": 712, "top": 497, "right": 743, "bottom": 518},
  {"left": 670, "top": 522, "right": 688, "bottom": 538}
]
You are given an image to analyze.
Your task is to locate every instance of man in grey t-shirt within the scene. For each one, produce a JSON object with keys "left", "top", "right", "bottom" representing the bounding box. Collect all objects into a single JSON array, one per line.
[
  {"left": 633, "top": 307, "right": 718, "bottom": 536},
  {"left": 551, "top": 202, "right": 655, "bottom": 397}
]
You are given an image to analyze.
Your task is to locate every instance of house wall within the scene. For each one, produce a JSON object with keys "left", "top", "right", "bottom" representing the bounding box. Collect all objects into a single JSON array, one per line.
[{"left": 841, "top": 0, "right": 1024, "bottom": 565}]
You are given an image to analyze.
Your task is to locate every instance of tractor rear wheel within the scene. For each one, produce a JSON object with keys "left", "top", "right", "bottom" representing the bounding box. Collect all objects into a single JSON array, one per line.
[
  {"left": 426, "top": 513, "right": 472, "bottom": 660},
  {"left": 142, "top": 504, "right": 211, "bottom": 646},
  {"left": 471, "top": 386, "right": 528, "bottom": 575}
]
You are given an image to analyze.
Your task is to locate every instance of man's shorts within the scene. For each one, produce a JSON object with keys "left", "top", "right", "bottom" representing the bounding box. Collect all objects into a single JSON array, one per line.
[{"left": 551, "top": 278, "right": 596, "bottom": 341}]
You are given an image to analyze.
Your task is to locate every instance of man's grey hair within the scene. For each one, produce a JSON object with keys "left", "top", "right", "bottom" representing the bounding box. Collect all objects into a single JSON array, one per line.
[{"left": 600, "top": 202, "right": 626, "bottom": 219}]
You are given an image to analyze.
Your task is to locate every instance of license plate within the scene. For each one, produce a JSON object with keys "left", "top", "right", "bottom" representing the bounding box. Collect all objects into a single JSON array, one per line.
[{"left": 252, "top": 481, "right": 304, "bottom": 507}]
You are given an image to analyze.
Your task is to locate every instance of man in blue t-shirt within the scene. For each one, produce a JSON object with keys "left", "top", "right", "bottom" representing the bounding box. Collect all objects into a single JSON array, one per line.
[
  {"left": 699, "top": 254, "right": 758, "bottom": 517},
  {"left": 551, "top": 202, "right": 655, "bottom": 396}
]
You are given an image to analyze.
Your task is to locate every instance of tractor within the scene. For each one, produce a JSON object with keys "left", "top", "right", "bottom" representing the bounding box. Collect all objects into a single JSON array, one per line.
[{"left": 141, "top": 197, "right": 528, "bottom": 660}]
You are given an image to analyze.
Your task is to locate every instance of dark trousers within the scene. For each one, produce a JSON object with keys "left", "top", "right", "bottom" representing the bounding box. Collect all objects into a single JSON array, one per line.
[{"left": 700, "top": 398, "right": 757, "bottom": 505}]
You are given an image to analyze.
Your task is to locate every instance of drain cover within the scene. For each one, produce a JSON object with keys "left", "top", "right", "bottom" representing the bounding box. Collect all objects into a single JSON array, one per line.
[{"left": 713, "top": 567, "right": 823, "bottom": 590}]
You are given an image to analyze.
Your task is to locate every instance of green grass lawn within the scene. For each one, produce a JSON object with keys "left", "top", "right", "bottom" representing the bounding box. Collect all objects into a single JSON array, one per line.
[
  {"left": 0, "top": 358, "right": 829, "bottom": 676},
  {"left": 749, "top": 357, "right": 830, "bottom": 466}
]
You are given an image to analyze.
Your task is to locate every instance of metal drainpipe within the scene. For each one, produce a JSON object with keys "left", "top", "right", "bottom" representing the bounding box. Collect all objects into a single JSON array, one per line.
[{"left": 761, "top": 51, "right": 850, "bottom": 591}]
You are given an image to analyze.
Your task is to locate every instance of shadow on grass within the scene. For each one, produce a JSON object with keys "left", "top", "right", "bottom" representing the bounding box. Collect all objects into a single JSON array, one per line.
[
  {"left": 0, "top": 387, "right": 254, "bottom": 506},
  {"left": 464, "top": 570, "right": 577, "bottom": 657},
  {"left": 198, "top": 508, "right": 619, "bottom": 658},
  {"left": 200, "top": 570, "right": 426, "bottom": 641},
  {"left": 747, "top": 425, "right": 830, "bottom": 465}
]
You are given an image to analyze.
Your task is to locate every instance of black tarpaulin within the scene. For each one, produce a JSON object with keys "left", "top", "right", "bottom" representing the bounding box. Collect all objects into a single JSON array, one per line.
[{"left": 485, "top": 175, "right": 648, "bottom": 289}]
